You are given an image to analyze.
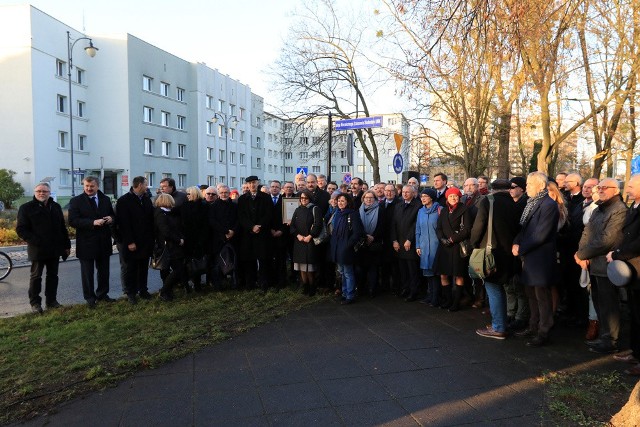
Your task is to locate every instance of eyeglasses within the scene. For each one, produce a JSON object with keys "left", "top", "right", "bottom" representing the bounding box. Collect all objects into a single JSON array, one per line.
[
  {"left": 35, "top": 190, "right": 50, "bottom": 193},
  {"left": 596, "top": 186, "right": 617, "bottom": 191},
  {"left": 205, "top": 193, "right": 216, "bottom": 196},
  {"left": 300, "top": 196, "right": 309, "bottom": 200}
]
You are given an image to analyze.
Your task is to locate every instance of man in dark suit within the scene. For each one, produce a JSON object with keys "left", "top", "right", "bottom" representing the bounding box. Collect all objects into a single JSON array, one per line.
[
  {"left": 381, "top": 183, "right": 399, "bottom": 293},
  {"left": 433, "top": 173, "right": 448, "bottom": 206},
  {"left": 237, "top": 176, "right": 273, "bottom": 291},
  {"left": 306, "top": 174, "right": 330, "bottom": 216},
  {"left": 390, "top": 185, "right": 422, "bottom": 301},
  {"left": 115, "top": 176, "right": 155, "bottom": 304},
  {"left": 69, "top": 176, "right": 116, "bottom": 308},
  {"left": 268, "top": 180, "right": 288, "bottom": 290},
  {"left": 16, "top": 182, "right": 71, "bottom": 313},
  {"left": 209, "top": 185, "right": 238, "bottom": 289}
]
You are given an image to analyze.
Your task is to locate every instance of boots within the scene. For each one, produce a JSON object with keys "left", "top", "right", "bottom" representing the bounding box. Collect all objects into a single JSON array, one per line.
[
  {"left": 428, "top": 276, "right": 440, "bottom": 307},
  {"left": 440, "top": 286, "right": 452, "bottom": 309},
  {"left": 449, "top": 285, "right": 463, "bottom": 312}
]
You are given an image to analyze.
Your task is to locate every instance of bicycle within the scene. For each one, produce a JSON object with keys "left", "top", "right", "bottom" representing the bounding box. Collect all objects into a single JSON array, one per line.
[{"left": 0, "top": 251, "right": 12, "bottom": 280}]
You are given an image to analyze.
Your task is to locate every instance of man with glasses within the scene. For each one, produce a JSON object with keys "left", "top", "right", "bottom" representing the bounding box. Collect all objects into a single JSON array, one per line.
[
  {"left": 209, "top": 185, "right": 237, "bottom": 289},
  {"left": 17, "top": 183, "right": 71, "bottom": 313},
  {"left": 204, "top": 187, "right": 218, "bottom": 205},
  {"left": 575, "top": 178, "right": 627, "bottom": 354}
]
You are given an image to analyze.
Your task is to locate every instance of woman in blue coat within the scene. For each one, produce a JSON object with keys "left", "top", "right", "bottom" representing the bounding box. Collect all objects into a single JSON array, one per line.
[
  {"left": 512, "top": 172, "right": 559, "bottom": 347},
  {"left": 329, "top": 193, "right": 364, "bottom": 304},
  {"left": 415, "top": 188, "right": 441, "bottom": 306}
]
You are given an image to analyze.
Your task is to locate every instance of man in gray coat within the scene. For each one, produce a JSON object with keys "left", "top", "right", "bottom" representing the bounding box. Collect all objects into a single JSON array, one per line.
[{"left": 575, "top": 178, "right": 627, "bottom": 354}]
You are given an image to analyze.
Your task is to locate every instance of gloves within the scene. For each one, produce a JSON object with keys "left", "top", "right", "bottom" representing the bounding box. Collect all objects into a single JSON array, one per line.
[{"left": 440, "top": 238, "right": 453, "bottom": 247}]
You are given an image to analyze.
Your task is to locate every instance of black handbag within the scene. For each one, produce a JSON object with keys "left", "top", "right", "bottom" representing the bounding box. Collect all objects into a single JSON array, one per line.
[
  {"left": 150, "top": 242, "right": 168, "bottom": 270},
  {"left": 458, "top": 216, "right": 472, "bottom": 258}
]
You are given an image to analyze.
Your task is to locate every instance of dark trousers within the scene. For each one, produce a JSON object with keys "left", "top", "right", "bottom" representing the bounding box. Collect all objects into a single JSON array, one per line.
[
  {"left": 591, "top": 275, "right": 621, "bottom": 346},
  {"left": 526, "top": 285, "right": 554, "bottom": 337},
  {"left": 269, "top": 244, "right": 287, "bottom": 288},
  {"left": 79, "top": 256, "right": 111, "bottom": 302},
  {"left": 28, "top": 257, "right": 60, "bottom": 306},
  {"left": 161, "top": 257, "right": 185, "bottom": 296},
  {"left": 628, "top": 287, "right": 640, "bottom": 359},
  {"left": 398, "top": 258, "right": 420, "bottom": 297},
  {"left": 118, "top": 243, "right": 149, "bottom": 295},
  {"left": 244, "top": 257, "right": 269, "bottom": 289},
  {"left": 564, "top": 260, "right": 588, "bottom": 321},
  {"left": 381, "top": 250, "right": 399, "bottom": 292},
  {"left": 356, "top": 252, "right": 380, "bottom": 294}
]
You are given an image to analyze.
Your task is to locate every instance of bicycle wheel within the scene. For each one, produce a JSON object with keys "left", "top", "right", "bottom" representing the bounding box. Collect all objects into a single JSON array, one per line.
[{"left": 0, "top": 251, "right": 12, "bottom": 281}]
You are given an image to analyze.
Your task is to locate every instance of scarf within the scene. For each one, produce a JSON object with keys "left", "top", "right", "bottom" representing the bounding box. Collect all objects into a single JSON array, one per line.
[
  {"left": 447, "top": 201, "right": 459, "bottom": 213},
  {"left": 359, "top": 203, "right": 379, "bottom": 235},
  {"left": 520, "top": 188, "right": 549, "bottom": 225},
  {"left": 333, "top": 208, "right": 354, "bottom": 240}
]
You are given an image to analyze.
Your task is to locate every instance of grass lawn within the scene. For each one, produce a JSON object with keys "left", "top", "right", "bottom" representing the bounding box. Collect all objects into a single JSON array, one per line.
[{"left": 0, "top": 288, "right": 315, "bottom": 424}]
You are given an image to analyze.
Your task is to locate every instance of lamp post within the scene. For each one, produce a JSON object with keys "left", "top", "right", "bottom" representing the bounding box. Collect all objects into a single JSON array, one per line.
[
  {"left": 211, "top": 112, "right": 238, "bottom": 184},
  {"left": 67, "top": 31, "right": 98, "bottom": 196}
]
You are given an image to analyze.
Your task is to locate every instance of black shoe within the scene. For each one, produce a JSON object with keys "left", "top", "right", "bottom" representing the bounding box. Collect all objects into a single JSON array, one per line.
[
  {"left": 98, "top": 296, "right": 116, "bottom": 303},
  {"left": 589, "top": 343, "right": 618, "bottom": 354},
  {"left": 31, "top": 304, "right": 43, "bottom": 314},
  {"left": 585, "top": 339, "right": 602, "bottom": 347},
  {"left": 139, "top": 291, "right": 152, "bottom": 300},
  {"left": 87, "top": 300, "right": 97, "bottom": 309},
  {"left": 526, "top": 335, "right": 548, "bottom": 347},
  {"left": 128, "top": 294, "right": 138, "bottom": 305},
  {"left": 514, "top": 328, "right": 537, "bottom": 338},
  {"left": 46, "top": 300, "right": 62, "bottom": 309}
]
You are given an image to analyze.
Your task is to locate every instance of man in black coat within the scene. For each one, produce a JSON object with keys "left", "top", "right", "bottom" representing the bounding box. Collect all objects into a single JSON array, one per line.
[
  {"left": 68, "top": 176, "right": 116, "bottom": 308},
  {"left": 306, "top": 174, "right": 330, "bottom": 216},
  {"left": 471, "top": 180, "right": 520, "bottom": 339},
  {"left": 350, "top": 177, "right": 365, "bottom": 210},
  {"left": 158, "top": 177, "right": 187, "bottom": 207},
  {"left": 237, "top": 176, "right": 273, "bottom": 291},
  {"left": 115, "top": 176, "right": 155, "bottom": 304},
  {"left": 16, "top": 182, "right": 71, "bottom": 313},
  {"left": 433, "top": 173, "right": 448, "bottom": 206},
  {"left": 381, "top": 183, "right": 399, "bottom": 293},
  {"left": 390, "top": 185, "right": 422, "bottom": 301},
  {"left": 268, "top": 180, "right": 288, "bottom": 290},
  {"left": 208, "top": 185, "right": 238, "bottom": 288}
]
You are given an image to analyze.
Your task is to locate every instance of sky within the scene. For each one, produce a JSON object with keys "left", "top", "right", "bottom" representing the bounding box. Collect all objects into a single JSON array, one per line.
[{"left": 1, "top": 0, "right": 299, "bottom": 107}]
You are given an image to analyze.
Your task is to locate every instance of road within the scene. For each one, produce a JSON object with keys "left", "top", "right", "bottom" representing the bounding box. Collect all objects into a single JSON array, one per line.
[{"left": 0, "top": 256, "right": 164, "bottom": 318}]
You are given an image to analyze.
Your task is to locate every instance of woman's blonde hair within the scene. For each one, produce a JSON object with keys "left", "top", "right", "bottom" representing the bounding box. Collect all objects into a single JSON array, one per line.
[
  {"left": 155, "top": 193, "right": 175, "bottom": 208},
  {"left": 547, "top": 181, "right": 568, "bottom": 226},
  {"left": 186, "top": 186, "right": 203, "bottom": 201}
]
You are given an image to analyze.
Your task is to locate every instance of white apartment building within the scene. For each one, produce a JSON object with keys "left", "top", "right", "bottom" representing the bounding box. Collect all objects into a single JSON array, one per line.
[
  {"left": 0, "top": 5, "right": 260, "bottom": 199},
  {"left": 262, "top": 113, "right": 410, "bottom": 186}
]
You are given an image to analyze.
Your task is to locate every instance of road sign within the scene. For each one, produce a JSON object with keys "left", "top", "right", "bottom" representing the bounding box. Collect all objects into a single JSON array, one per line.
[
  {"left": 421, "top": 174, "right": 428, "bottom": 184},
  {"left": 343, "top": 172, "right": 352, "bottom": 184},
  {"left": 393, "top": 154, "right": 403, "bottom": 174},
  {"left": 632, "top": 156, "right": 640, "bottom": 174},
  {"left": 296, "top": 167, "right": 308, "bottom": 176},
  {"left": 394, "top": 133, "right": 403, "bottom": 152},
  {"left": 121, "top": 174, "right": 129, "bottom": 187},
  {"left": 335, "top": 116, "right": 383, "bottom": 131}
]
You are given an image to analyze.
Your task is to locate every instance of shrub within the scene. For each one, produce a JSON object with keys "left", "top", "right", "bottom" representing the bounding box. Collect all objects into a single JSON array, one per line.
[{"left": 0, "top": 170, "right": 25, "bottom": 209}]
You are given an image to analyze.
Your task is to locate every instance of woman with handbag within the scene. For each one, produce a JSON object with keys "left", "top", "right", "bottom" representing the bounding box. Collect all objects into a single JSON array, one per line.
[
  {"left": 181, "top": 186, "right": 210, "bottom": 292},
  {"left": 290, "top": 190, "right": 323, "bottom": 296},
  {"left": 154, "top": 194, "right": 185, "bottom": 301},
  {"left": 329, "top": 193, "right": 365, "bottom": 305},
  {"left": 355, "top": 190, "right": 385, "bottom": 298},
  {"left": 416, "top": 188, "right": 442, "bottom": 306},
  {"left": 434, "top": 187, "right": 471, "bottom": 311}
]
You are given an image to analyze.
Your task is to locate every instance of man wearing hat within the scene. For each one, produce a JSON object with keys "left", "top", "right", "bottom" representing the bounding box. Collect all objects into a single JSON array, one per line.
[
  {"left": 575, "top": 178, "right": 627, "bottom": 354},
  {"left": 237, "top": 176, "right": 273, "bottom": 291},
  {"left": 606, "top": 174, "right": 640, "bottom": 375}
]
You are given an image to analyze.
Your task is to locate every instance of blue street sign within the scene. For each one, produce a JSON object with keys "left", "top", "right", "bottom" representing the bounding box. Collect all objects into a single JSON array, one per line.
[
  {"left": 296, "top": 167, "right": 308, "bottom": 176},
  {"left": 335, "top": 116, "right": 383, "bottom": 131},
  {"left": 421, "top": 174, "right": 428, "bottom": 184},
  {"left": 343, "top": 172, "right": 352, "bottom": 184},
  {"left": 632, "top": 156, "right": 640, "bottom": 175},
  {"left": 393, "top": 154, "right": 403, "bottom": 174}
]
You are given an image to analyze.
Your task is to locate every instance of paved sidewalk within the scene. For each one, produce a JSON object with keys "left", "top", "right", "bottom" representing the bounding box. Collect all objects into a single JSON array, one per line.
[{"left": 15, "top": 294, "right": 624, "bottom": 427}]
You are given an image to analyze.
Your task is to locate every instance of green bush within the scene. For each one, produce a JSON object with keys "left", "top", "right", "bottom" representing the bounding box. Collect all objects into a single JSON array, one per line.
[{"left": 0, "top": 170, "right": 25, "bottom": 209}]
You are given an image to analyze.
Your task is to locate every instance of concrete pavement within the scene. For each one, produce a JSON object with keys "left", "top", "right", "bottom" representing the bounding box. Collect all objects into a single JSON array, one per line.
[{"left": 12, "top": 292, "right": 627, "bottom": 427}]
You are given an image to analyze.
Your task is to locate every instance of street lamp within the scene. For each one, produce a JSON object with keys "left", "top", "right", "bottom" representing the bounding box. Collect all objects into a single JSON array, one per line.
[
  {"left": 67, "top": 31, "right": 98, "bottom": 196},
  {"left": 211, "top": 112, "right": 239, "bottom": 184}
]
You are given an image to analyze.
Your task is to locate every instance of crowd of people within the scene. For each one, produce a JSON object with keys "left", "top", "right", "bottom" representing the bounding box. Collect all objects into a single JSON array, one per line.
[{"left": 15, "top": 170, "right": 640, "bottom": 377}]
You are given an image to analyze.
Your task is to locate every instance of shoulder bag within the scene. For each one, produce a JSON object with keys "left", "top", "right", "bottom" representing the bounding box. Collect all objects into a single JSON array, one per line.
[
  {"left": 312, "top": 206, "right": 329, "bottom": 245},
  {"left": 468, "top": 195, "right": 497, "bottom": 280},
  {"left": 458, "top": 215, "right": 473, "bottom": 258}
]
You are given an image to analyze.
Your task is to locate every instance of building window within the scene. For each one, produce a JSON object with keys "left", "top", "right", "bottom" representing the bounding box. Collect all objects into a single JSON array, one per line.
[
  {"left": 387, "top": 165, "right": 394, "bottom": 173},
  {"left": 78, "top": 135, "right": 86, "bottom": 151},
  {"left": 178, "top": 174, "right": 186, "bottom": 188},
  {"left": 340, "top": 150, "right": 346, "bottom": 158},
  {"left": 143, "top": 106, "right": 153, "bottom": 123},
  {"left": 239, "top": 108, "right": 245, "bottom": 120},
  {"left": 57, "top": 95, "right": 66, "bottom": 113},
  {"left": 176, "top": 87, "right": 185, "bottom": 102},
  {"left": 207, "top": 147, "right": 214, "bottom": 161},
  {"left": 331, "top": 150, "right": 336, "bottom": 158},
  {"left": 341, "top": 165, "right": 349, "bottom": 172},
  {"left": 77, "top": 101, "right": 85, "bottom": 118},
  {"left": 230, "top": 177, "right": 236, "bottom": 187},
  {"left": 229, "top": 104, "right": 236, "bottom": 116},
  {"left": 177, "top": 144, "right": 186, "bottom": 158},
  {"left": 300, "top": 137, "right": 308, "bottom": 145},
  {"left": 145, "top": 172, "right": 155, "bottom": 187},
  {"left": 206, "top": 95, "right": 213, "bottom": 109},
  {"left": 229, "top": 151, "right": 236, "bottom": 164},
  {"left": 285, "top": 152, "right": 292, "bottom": 160},
  {"left": 285, "top": 166, "right": 294, "bottom": 174},
  {"left": 256, "top": 116, "right": 261, "bottom": 127},
  {"left": 300, "top": 152, "right": 308, "bottom": 160},
  {"left": 76, "top": 68, "right": 84, "bottom": 84},
  {"left": 177, "top": 116, "right": 185, "bottom": 130},
  {"left": 268, "top": 165, "right": 273, "bottom": 173},
  {"left": 256, "top": 158, "right": 262, "bottom": 168},
  {"left": 160, "top": 82, "right": 169, "bottom": 97},
  {"left": 207, "top": 175, "right": 214, "bottom": 186},
  {"left": 229, "top": 128, "right": 235, "bottom": 139},
  {"left": 58, "top": 131, "right": 68, "bottom": 148},
  {"left": 311, "top": 151, "right": 320, "bottom": 158},
  {"left": 331, "top": 165, "right": 336, "bottom": 173},
  {"left": 144, "top": 138, "right": 154, "bottom": 155},
  {"left": 218, "top": 125, "right": 224, "bottom": 137},
  {"left": 312, "top": 166, "right": 321, "bottom": 173},
  {"left": 143, "top": 75, "right": 152, "bottom": 91},
  {"left": 219, "top": 176, "right": 225, "bottom": 184},
  {"left": 162, "top": 173, "right": 172, "bottom": 179},
  {"left": 162, "top": 141, "right": 170, "bottom": 157},
  {"left": 161, "top": 111, "right": 170, "bottom": 127},
  {"left": 256, "top": 137, "right": 261, "bottom": 148},
  {"left": 56, "top": 60, "right": 65, "bottom": 77},
  {"left": 218, "top": 99, "right": 224, "bottom": 111},
  {"left": 357, "top": 150, "right": 363, "bottom": 158},
  {"left": 240, "top": 130, "right": 245, "bottom": 142},
  {"left": 357, "top": 165, "right": 365, "bottom": 173},
  {"left": 240, "top": 153, "right": 246, "bottom": 165},
  {"left": 60, "top": 169, "right": 69, "bottom": 186},
  {"left": 219, "top": 149, "right": 226, "bottom": 163},
  {"left": 206, "top": 121, "right": 214, "bottom": 135},
  {"left": 268, "top": 150, "right": 273, "bottom": 158}
]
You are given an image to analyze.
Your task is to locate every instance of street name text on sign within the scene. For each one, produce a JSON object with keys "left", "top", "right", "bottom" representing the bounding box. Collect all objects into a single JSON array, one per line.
[{"left": 335, "top": 116, "right": 383, "bottom": 131}]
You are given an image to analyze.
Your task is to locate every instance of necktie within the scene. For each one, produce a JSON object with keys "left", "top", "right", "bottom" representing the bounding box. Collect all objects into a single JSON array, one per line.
[
  {"left": 92, "top": 196, "right": 98, "bottom": 209},
  {"left": 273, "top": 196, "right": 278, "bottom": 205}
]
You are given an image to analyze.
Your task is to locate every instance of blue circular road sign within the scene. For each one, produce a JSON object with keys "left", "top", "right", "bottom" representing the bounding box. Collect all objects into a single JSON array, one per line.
[{"left": 393, "top": 153, "right": 403, "bottom": 174}]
